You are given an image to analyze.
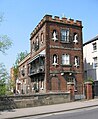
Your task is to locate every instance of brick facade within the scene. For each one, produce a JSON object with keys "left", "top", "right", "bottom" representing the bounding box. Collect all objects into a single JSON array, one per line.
[
  {"left": 17, "top": 53, "right": 31, "bottom": 94},
  {"left": 18, "top": 15, "right": 84, "bottom": 94},
  {"left": 27, "top": 15, "right": 83, "bottom": 92}
]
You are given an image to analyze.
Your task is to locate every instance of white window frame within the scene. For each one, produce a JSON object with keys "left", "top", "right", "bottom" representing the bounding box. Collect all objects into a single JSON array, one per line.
[
  {"left": 52, "top": 30, "right": 58, "bottom": 41},
  {"left": 61, "top": 29, "right": 69, "bottom": 42},
  {"left": 62, "top": 54, "right": 70, "bottom": 65},
  {"left": 93, "top": 57, "right": 98, "bottom": 68},
  {"left": 52, "top": 54, "right": 58, "bottom": 66},
  {"left": 73, "top": 33, "right": 78, "bottom": 44},
  {"left": 74, "top": 56, "right": 80, "bottom": 67}
]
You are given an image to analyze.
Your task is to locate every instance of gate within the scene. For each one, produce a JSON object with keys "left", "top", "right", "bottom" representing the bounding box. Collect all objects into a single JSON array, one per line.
[
  {"left": 93, "top": 81, "right": 98, "bottom": 97},
  {"left": 75, "top": 84, "right": 85, "bottom": 100}
]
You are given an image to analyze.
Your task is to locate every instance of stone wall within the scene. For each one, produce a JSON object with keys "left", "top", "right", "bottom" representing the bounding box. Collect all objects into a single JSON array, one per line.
[{"left": 0, "top": 92, "right": 70, "bottom": 110}]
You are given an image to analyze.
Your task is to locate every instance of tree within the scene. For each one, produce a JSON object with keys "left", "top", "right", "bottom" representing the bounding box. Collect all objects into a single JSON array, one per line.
[
  {"left": 0, "top": 14, "right": 13, "bottom": 95},
  {"left": 0, "top": 14, "right": 12, "bottom": 54},
  {"left": 0, "top": 35, "right": 12, "bottom": 54},
  {"left": 0, "top": 63, "right": 9, "bottom": 95},
  {"left": 15, "top": 51, "right": 28, "bottom": 65},
  {"left": 12, "top": 51, "right": 28, "bottom": 90},
  {"left": 13, "top": 51, "right": 28, "bottom": 76}
]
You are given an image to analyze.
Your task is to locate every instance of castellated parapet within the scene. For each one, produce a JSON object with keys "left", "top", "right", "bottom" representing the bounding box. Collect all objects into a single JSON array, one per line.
[{"left": 30, "top": 14, "right": 82, "bottom": 39}]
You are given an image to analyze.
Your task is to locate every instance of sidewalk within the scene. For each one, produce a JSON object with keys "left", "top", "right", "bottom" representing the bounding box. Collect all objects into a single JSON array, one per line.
[{"left": 0, "top": 99, "right": 98, "bottom": 119}]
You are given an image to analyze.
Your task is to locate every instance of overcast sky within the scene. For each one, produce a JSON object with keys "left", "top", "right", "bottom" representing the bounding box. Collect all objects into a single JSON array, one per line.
[{"left": 0, "top": 0, "right": 98, "bottom": 73}]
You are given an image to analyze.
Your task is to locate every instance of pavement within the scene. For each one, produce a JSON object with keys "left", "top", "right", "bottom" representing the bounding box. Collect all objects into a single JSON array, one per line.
[{"left": 0, "top": 99, "right": 98, "bottom": 119}]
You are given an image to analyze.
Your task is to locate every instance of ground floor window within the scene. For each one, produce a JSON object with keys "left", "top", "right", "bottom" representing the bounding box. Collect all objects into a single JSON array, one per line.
[
  {"left": 31, "top": 75, "right": 45, "bottom": 92},
  {"left": 67, "top": 76, "right": 77, "bottom": 90}
]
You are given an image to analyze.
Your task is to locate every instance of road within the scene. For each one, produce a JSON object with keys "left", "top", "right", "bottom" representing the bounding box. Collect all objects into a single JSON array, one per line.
[{"left": 20, "top": 106, "right": 98, "bottom": 119}]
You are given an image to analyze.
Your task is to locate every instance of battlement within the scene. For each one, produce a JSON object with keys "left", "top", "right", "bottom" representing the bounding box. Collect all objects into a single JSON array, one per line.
[
  {"left": 30, "top": 14, "right": 82, "bottom": 39},
  {"left": 44, "top": 14, "right": 82, "bottom": 25}
]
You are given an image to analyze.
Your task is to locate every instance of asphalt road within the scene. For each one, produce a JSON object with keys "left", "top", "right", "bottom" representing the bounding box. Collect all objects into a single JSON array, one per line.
[{"left": 20, "top": 106, "right": 98, "bottom": 119}]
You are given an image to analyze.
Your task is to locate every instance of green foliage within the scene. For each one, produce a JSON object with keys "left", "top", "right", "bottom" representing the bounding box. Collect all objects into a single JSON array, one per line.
[
  {"left": 0, "top": 79, "right": 6, "bottom": 95},
  {"left": 0, "top": 14, "right": 12, "bottom": 95},
  {"left": 0, "top": 63, "right": 9, "bottom": 96},
  {"left": 9, "top": 79, "right": 16, "bottom": 90},
  {"left": 15, "top": 51, "right": 28, "bottom": 65},
  {"left": 13, "top": 51, "right": 28, "bottom": 79},
  {"left": 0, "top": 35, "right": 12, "bottom": 54},
  {"left": 0, "top": 14, "right": 12, "bottom": 54},
  {"left": 6, "top": 79, "right": 16, "bottom": 95},
  {"left": 84, "top": 77, "right": 94, "bottom": 84}
]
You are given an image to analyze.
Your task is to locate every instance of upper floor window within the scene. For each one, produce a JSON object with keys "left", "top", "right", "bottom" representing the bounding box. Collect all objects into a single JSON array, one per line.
[
  {"left": 92, "top": 42, "right": 97, "bottom": 51},
  {"left": 61, "top": 29, "right": 69, "bottom": 42},
  {"left": 41, "top": 33, "right": 44, "bottom": 44},
  {"left": 31, "top": 41, "right": 34, "bottom": 51},
  {"left": 74, "top": 56, "right": 80, "bottom": 67},
  {"left": 73, "top": 33, "right": 78, "bottom": 44},
  {"left": 52, "top": 30, "right": 58, "bottom": 41},
  {"left": 93, "top": 57, "right": 98, "bottom": 68},
  {"left": 36, "top": 37, "right": 39, "bottom": 46},
  {"left": 53, "top": 54, "right": 58, "bottom": 65},
  {"left": 62, "top": 54, "right": 70, "bottom": 65},
  {"left": 21, "top": 66, "right": 25, "bottom": 76},
  {"left": 34, "top": 36, "right": 39, "bottom": 51}
]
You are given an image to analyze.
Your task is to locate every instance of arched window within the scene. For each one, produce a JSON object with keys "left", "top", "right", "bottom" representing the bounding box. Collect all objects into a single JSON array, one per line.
[
  {"left": 34, "top": 36, "right": 39, "bottom": 51},
  {"left": 52, "top": 30, "right": 58, "bottom": 41},
  {"left": 41, "top": 33, "right": 44, "bottom": 44},
  {"left": 53, "top": 54, "right": 58, "bottom": 65},
  {"left": 36, "top": 37, "right": 39, "bottom": 46},
  {"left": 62, "top": 54, "right": 70, "bottom": 65},
  {"left": 74, "top": 56, "right": 80, "bottom": 67},
  {"left": 73, "top": 33, "right": 78, "bottom": 44}
]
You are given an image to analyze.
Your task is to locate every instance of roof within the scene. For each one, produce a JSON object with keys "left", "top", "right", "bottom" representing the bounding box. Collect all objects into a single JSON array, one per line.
[
  {"left": 30, "top": 14, "right": 82, "bottom": 40},
  {"left": 18, "top": 53, "right": 31, "bottom": 66},
  {"left": 83, "top": 35, "right": 98, "bottom": 46}
]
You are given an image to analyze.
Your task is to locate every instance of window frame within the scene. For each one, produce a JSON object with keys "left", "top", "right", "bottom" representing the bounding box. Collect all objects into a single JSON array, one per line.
[
  {"left": 60, "top": 29, "right": 70, "bottom": 43},
  {"left": 52, "top": 54, "right": 58, "bottom": 66},
  {"left": 74, "top": 56, "right": 80, "bottom": 67},
  {"left": 73, "top": 32, "right": 78, "bottom": 44},
  {"left": 61, "top": 54, "right": 70, "bottom": 65},
  {"left": 92, "top": 42, "right": 97, "bottom": 51},
  {"left": 93, "top": 57, "right": 98, "bottom": 68},
  {"left": 52, "top": 30, "right": 58, "bottom": 41}
]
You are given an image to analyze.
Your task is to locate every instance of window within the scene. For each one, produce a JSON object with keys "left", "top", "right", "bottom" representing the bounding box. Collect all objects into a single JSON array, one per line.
[
  {"left": 67, "top": 77, "right": 77, "bottom": 90},
  {"left": 67, "top": 77, "right": 74, "bottom": 82},
  {"left": 62, "top": 54, "right": 70, "bottom": 65},
  {"left": 52, "top": 30, "right": 58, "bottom": 41},
  {"left": 61, "top": 29, "right": 69, "bottom": 42},
  {"left": 36, "top": 37, "right": 39, "bottom": 46},
  {"left": 41, "top": 33, "right": 44, "bottom": 44},
  {"left": 34, "top": 37, "right": 39, "bottom": 51},
  {"left": 21, "top": 66, "right": 25, "bottom": 76},
  {"left": 40, "top": 80, "right": 44, "bottom": 90},
  {"left": 93, "top": 42, "right": 97, "bottom": 51},
  {"left": 53, "top": 54, "right": 58, "bottom": 65},
  {"left": 73, "top": 33, "right": 78, "bottom": 44},
  {"left": 74, "top": 56, "right": 80, "bottom": 67},
  {"left": 93, "top": 57, "right": 98, "bottom": 68}
]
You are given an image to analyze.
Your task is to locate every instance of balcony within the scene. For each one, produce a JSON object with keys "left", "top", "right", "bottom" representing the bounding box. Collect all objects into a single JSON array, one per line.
[
  {"left": 28, "top": 50, "right": 45, "bottom": 76},
  {"left": 29, "top": 66, "right": 45, "bottom": 76}
]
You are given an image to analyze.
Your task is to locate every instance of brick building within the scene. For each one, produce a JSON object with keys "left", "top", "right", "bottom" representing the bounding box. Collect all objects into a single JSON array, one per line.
[
  {"left": 17, "top": 53, "right": 31, "bottom": 94},
  {"left": 18, "top": 15, "right": 84, "bottom": 94}
]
